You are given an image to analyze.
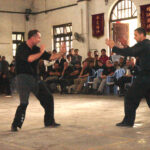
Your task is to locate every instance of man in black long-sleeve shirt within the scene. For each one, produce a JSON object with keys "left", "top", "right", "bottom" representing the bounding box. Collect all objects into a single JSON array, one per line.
[
  {"left": 106, "top": 27, "right": 150, "bottom": 127},
  {"left": 11, "top": 30, "right": 66, "bottom": 131}
]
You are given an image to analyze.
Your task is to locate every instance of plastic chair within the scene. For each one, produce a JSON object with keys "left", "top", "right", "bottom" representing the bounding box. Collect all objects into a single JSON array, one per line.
[{"left": 106, "top": 68, "right": 125, "bottom": 95}]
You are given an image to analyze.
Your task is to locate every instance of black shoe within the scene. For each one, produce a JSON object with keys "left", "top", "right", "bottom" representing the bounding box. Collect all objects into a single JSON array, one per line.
[
  {"left": 116, "top": 122, "right": 133, "bottom": 127},
  {"left": 11, "top": 125, "right": 18, "bottom": 132},
  {"left": 45, "top": 122, "right": 61, "bottom": 128}
]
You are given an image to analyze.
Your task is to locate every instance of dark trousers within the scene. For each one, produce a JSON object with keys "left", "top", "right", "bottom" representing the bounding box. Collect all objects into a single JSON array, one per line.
[
  {"left": 12, "top": 74, "right": 54, "bottom": 128},
  {"left": 115, "top": 76, "right": 132, "bottom": 94},
  {"left": 3, "top": 77, "right": 11, "bottom": 95},
  {"left": 59, "top": 78, "right": 74, "bottom": 93},
  {"left": 122, "top": 74, "right": 150, "bottom": 125}
]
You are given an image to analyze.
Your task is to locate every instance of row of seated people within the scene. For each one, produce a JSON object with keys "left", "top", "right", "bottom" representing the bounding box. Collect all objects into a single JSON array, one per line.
[
  {"left": 43, "top": 56, "right": 140, "bottom": 95},
  {"left": 1, "top": 49, "right": 139, "bottom": 96},
  {"left": 92, "top": 58, "right": 139, "bottom": 96}
]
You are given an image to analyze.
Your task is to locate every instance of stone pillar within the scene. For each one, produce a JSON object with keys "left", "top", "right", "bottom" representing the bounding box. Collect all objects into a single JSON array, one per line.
[{"left": 76, "top": 0, "right": 90, "bottom": 60}]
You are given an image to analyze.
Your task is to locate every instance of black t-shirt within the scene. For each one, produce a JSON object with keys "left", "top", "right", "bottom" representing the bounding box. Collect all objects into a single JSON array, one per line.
[
  {"left": 102, "top": 66, "right": 115, "bottom": 76},
  {"left": 82, "top": 67, "right": 93, "bottom": 76},
  {"left": 128, "top": 65, "right": 140, "bottom": 76},
  {"left": 94, "top": 64, "right": 105, "bottom": 71},
  {"left": 48, "top": 66, "right": 61, "bottom": 76},
  {"left": 15, "top": 42, "right": 51, "bottom": 77},
  {"left": 70, "top": 67, "right": 82, "bottom": 79},
  {"left": 63, "top": 66, "right": 81, "bottom": 79}
]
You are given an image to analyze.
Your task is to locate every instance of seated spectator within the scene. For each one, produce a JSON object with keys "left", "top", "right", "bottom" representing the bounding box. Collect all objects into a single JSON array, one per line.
[
  {"left": 94, "top": 54, "right": 99, "bottom": 69},
  {"left": 66, "top": 55, "right": 73, "bottom": 67},
  {"left": 92, "top": 61, "right": 106, "bottom": 91},
  {"left": 60, "top": 61, "right": 82, "bottom": 93},
  {"left": 99, "top": 49, "right": 109, "bottom": 65},
  {"left": 96, "top": 60, "right": 115, "bottom": 95},
  {"left": 55, "top": 54, "right": 66, "bottom": 71},
  {"left": 94, "top": 60, "right": 105, "bottom": 71},
  {"left": 46, "top": 62, "right": 61, "bottom": 92},
  {"left": 71, "top": 49, "right": 82, "bottom": 65},
  {"left": 74, "top": 61, "right": 92, "bottom": 94},
  {"left": 119, "top": 56, "right": 127, "bottom": 68},
  {"left": 84, "top": 51, "right": 94, "bottom": 64},
  {"left": 38, "top": 59, "right": 46, "bottom": 80},
  {"left": 52, "top": 49, "right": 57, "bottom": 54},
  {"left": 113, "top": 61, "right": 120, "bottom": 69},
  {"left": 114, "top": 58, "right": 139, "bottom": 96}
]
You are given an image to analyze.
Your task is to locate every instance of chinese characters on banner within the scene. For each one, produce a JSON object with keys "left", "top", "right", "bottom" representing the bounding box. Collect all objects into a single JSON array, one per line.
[
  {"left": 92, "top": 13, "right": 104, "bottom": 38},
  {"left": 140, "top": 4, "right": 150, "bottom": 33}
]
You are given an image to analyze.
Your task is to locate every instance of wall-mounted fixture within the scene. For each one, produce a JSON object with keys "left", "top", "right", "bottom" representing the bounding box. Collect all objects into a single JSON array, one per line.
[
  {"left": 105, "top": 0, "right": 108, "bottom": 5},
  {"left": 25, "top": 9, "right": 32, "bottom": 21}
]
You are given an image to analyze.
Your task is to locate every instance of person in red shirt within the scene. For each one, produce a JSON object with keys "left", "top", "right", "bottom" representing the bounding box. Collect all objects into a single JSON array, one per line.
[{"left": 99, "top": 49, "right": 109, "bottom": 64}]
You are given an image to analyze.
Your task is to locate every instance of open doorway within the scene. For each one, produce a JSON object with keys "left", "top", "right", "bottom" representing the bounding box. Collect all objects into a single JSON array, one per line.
[{"left": 109, "top": 0, "right": 137, "bottom": 53}]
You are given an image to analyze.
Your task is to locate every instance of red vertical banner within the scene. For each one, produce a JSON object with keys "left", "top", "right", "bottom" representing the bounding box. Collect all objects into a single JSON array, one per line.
[
  {"left": 140, "top": 4, "right": 150, "bottom": 33},
  {"left": 92, "top": 13, "right": 104, "bottom": 38}
]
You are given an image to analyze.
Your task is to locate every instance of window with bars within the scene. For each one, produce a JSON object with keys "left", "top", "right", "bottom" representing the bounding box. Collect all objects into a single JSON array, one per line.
[
  {"left": 12, "top": 32, "right": 24, "bottom": 56},
  {"left": 110, "top": 0, "right": 137, "bottom": 21},
  {"left": 53, "top": 23, "right": 72, "bottom": 54}
]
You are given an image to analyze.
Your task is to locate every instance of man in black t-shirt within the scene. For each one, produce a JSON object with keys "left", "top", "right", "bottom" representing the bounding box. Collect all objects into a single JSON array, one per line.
[
  {"left": 97, "top": 60, "right": 115, "bottom": 95},
  {"left": 11, "top": 30, "right": 66, "bottom": 132},
  {"left": 45, "top": 62, "right": 62, "bottom": 92},
  {"left": 60, "top": 61, "right": 82, "bottom": 93},
  {"left": 106, "top": 27, "right": 150, "bottom": 127},
  {"left": 74, "top": 61, "right": 93, "bottom": 93}
]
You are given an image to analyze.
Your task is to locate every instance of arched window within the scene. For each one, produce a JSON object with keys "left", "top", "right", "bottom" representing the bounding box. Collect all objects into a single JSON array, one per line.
[
  {"left": 110, "top": 0, "right": 137, "bottom": 22},
  {"left": 109, "top": 0, "right": 138, "bottom": 49}
]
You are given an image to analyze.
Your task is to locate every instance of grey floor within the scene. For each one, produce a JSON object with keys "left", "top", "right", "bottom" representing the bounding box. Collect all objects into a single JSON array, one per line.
[{"left": 0, "top": 94, "right": 150, "bottom": 150}]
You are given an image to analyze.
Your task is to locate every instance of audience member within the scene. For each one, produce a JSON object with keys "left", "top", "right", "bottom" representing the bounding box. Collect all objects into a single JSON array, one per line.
[
  {"left": 99, "top": 49, "right": 109, "bottom": 65},
  {"left": 71, "top": 49, "right": 82, "bottom": 65}
]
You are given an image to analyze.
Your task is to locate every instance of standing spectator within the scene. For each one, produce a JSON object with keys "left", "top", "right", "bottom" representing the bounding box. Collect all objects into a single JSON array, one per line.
[
  {"left": 67, "top": 49, "right": 74, "bottom": 60},
  {"left": 1, "top": 56, "right": 11, "bottom": 96},
  {"left": 94, "top": 50, "right": 98, "bottom": 58},
  {"left": 11, "top": 56, "right": 16, "bottom": 66},
  {"left": 99, "top": 49, "right": 109, "bottom": 65},
  {"left": 84, "top": 51, "right": 94, "bottom": 64},
  {"left": 0, "top": 56, "right": 2, "bottom": 93},
  {"left": 71, "top": 49, "right": 82, "bottom": 65}
]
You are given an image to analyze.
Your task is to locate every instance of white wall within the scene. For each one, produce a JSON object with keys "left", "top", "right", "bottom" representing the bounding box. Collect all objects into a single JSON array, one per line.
[
  {"left": 0, "top": 0, "right": 35, "bottom": 62},
  {"left": 34, "top": 0, "right": 150, "bottom": 60},
  {"left": 34, "top": 1, "right": 90, "bottom": 60},
  {"left": 33, "top": 0, "right": 77, "bottom": 12},
  {"left": 0, "top": 0, "right": 150, "bottom": 62},
  {"left": 88, "top": 0, "right": 150, "bottom": 55}
]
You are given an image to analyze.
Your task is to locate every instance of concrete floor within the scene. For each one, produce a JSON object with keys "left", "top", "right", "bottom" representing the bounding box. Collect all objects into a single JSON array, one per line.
[{"left": 0, "top": 94, "right": 150, "bottom": 150}]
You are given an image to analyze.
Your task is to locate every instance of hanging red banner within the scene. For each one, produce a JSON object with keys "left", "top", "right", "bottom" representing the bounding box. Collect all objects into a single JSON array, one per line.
[
  {"left": 140, "top": 4, "right": 150, "bottom": 33},
  {"left": 92, "top": 13, "right": 104, "bottom": 38}
]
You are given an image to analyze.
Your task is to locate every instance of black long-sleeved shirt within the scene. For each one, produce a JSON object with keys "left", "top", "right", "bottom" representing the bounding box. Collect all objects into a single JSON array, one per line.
[
  {"left": 16, "top": 42, "right": 51, "bottom": 77},
  {"left": 112, "top": 39, "right": 150, "bottom": 72}
]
